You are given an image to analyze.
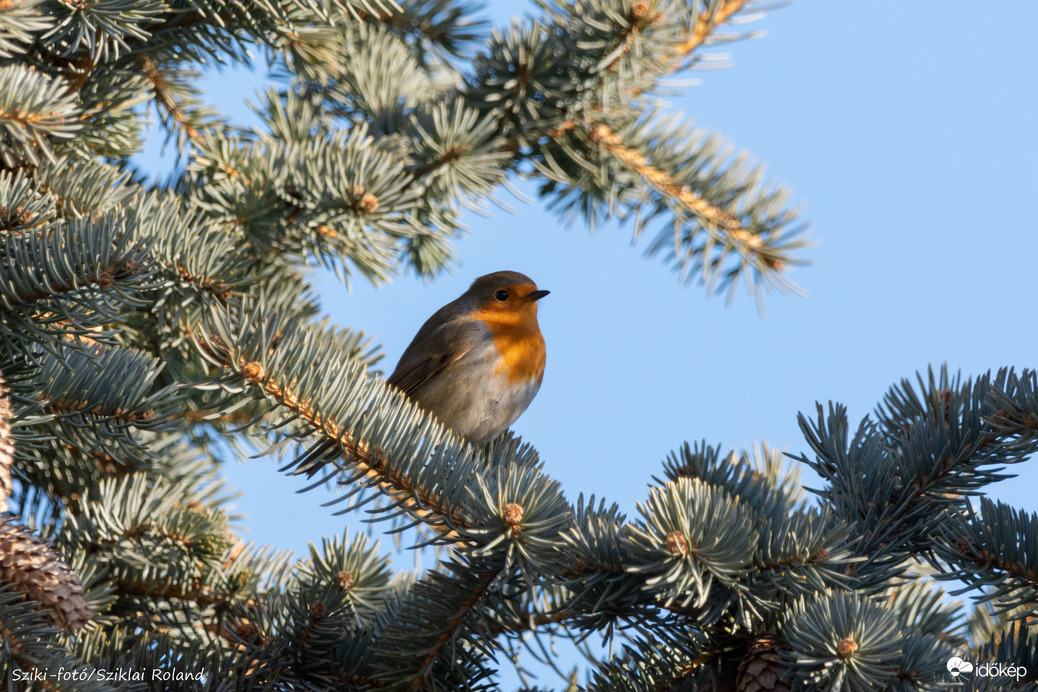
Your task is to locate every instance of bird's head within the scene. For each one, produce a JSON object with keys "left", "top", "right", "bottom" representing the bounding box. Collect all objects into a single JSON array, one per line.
[{"left": 466, "top": 271, "right": 549, "bottom": 329}]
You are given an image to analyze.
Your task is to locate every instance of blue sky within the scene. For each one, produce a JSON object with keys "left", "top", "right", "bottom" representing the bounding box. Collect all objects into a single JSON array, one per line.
[{"left": 137, "top": 0, "right": 1038, "bottom": 677}]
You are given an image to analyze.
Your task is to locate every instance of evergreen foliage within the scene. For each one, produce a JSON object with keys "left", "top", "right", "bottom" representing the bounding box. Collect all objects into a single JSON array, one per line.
[{"left": 0, "top": 0, "right": 1035, "bottom": 690}]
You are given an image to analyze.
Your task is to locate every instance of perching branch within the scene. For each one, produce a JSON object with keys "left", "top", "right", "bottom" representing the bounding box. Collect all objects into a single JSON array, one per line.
[{"left": 197, "top": 331, "right": 474, "bottom": 537}]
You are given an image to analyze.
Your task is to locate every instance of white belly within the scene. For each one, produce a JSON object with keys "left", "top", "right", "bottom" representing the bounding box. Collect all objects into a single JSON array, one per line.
[{"left": 411, "top": 343, "right": 542, "bottom": 444}]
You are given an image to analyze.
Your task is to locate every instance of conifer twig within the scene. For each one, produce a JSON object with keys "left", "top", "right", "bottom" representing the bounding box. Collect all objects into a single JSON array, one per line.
[
  {"left": 138, "top": 55, "right": 202, "bottom": 144},
  {"left": 602, "top": 1, "right": 660, "bottom": 73},
  {"left": 585, "top": 122, "right": 766, "bottom": 258},
  {"left": 199, "top": 336, "right": 472, "bottom": 537},
  {"left": 409, "top": 569, "right": 500, "bottom": 689},
  {"left": 540, "top": 0, "right": 779, "bottom": 275},
  {"left": 672, "top": 0, "right": 749, "bottom": 66}
]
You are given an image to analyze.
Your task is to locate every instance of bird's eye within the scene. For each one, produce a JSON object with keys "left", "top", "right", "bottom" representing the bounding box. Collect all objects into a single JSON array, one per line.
[{"left": 494, "top": 290, "right": 509, "bottom": 302}]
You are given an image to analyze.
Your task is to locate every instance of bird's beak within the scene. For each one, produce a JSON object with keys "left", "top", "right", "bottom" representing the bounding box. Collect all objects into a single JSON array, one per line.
[{"left": 527, "top": 289, "right": 550, "bottom": 302}]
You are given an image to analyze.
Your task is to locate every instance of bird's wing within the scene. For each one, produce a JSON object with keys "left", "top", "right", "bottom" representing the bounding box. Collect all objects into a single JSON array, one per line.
[
  {"left": 387, "top": 346, "right": 471, "bottom": 396},
  {"left": 386, "top": 307, "right": 478, "bottom": 397}
]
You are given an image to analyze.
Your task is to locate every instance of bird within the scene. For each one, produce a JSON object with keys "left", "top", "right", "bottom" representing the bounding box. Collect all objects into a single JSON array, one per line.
[
  {"left": 295, "top": 271, "right": 548, "bottom": 477},
  {"left": 386, "top": 270, "right": 548, "bottom": 444}
]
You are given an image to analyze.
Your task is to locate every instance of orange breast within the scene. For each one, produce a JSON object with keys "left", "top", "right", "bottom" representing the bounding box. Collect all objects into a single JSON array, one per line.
[{"left": 471, "top": 305, "right": 546, "bottom": 384}]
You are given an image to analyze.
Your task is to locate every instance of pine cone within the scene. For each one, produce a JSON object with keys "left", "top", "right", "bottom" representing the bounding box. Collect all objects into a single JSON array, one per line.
[
  {"left": 0, "top": 371, "right": 12, "bottom": 514},
  {"left": 736, "top": 632, "right": 790, "bottom": 692},
  {"left": 0, "top": 518, "right": 91, "bottom": 630}
]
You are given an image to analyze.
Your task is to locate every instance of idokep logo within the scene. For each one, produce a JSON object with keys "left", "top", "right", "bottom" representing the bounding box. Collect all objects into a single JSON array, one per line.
[{"left": 946, "top": 656, "right": 1029, "bottom": 684}]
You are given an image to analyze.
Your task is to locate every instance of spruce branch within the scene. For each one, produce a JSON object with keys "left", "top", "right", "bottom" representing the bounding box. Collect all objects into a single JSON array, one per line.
[
  {"left": 48, "top": 0, "right": 276, "bottom": 73},
  {"left": 11, "top": 0, "right": 1018, "bottom": 687},
  {"left": 627, "top": 477, "right": 757, "bottom": 610},
  {"left": 936, "top": 498, "right": 1038, "bottom": 618},
  {"left": 783, "top": 591, "right": 902, "bottom": 691},
  {"left": 43, "top": 0, "right": 166, "bottom": 64},
  {"left": 485, "top": 608, "right": 574, "bottom": 638},
  {"left": 884, "top": 577, "right": 965, "bottom": 648},
  {"left": 0, "top": 64, "right": 83, "bottom": 167},
  {"left": 30, "top": 155, "right": 137, "bottom": 219},
  {"left": 0, "top": 168, "right": 56, "bottom": 233},
  {"left": 671, "top": 0, "right": 749, "bottom": 68},
  {"left": 354, "top": 0, "right": 487, "bottom": 61},
  {"left": 587, "top": 121, "right": 749, "bottom": 235},
  {"left": 519, "top": 0, "right": 762, "bottom": 137},
  {"left": 32, "top": 343, "right": 179, "bottom": 430},
  {"left": 0, "top": 216, "right": 150, "bottom": 314},
  {"left": 193, "top": 308, "right": 478, "bottom": 538},
  {"left": 971, "top": 625, "right": 1038, "bottom": 689},
  {"left": 594, "top": 0, "right": 667, "bottom": 75},
  {"left": 458, "top": 0, "right": 806, "bottom": 301},
  {"left": 133, "top": 192, "right": 255, "bottom": 307},
  {"left": 585, "top": 118, "right": 800, "bottom": 298},
  {"left": 372, "top": 554, "right": 503, "bottom": 690},
  {"left": 791, "top": 368, "right": 1038, "bottom": 592},
  {"left": 303, "top": 530, "right": 396, "bottom": 627},
  {"left": 56, "top": 472, "right": 241, "bottom": 630},
  {"left": 411, "top": 567, "right": 499, "bottom": 688},
  {"left": 660, "top": 441, "right": 803, "bottom": 516},
  {"left": 584, "top": 622, "right": 713, "bottom": 692},
  {"left": 0, "top": 0, "right": 52, "bottom": 59},
  {"left": 986, "top": 368, "right": 1038, "bottom": 446},
  {"left": 138, "top": 54, "right": 203, "bottom": 144}
]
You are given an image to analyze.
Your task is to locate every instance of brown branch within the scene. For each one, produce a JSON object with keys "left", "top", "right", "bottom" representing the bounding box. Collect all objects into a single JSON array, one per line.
[
  {"left": 2, "top": 263, "right": 130, "bottom": 310},
  {"left": 62, "top": 442, "right": 133, "bottom": 476},
  {"left": 295, "top": 601, "right": 325, "bottom": 656},
  {"left": 659, "top": 653, "right": 716, "bottom": 692},
  {"left": 119, "top": 577, "right": 211, "bottom": 603},
  {"left": 540, "top": 0, "right": 752, "bottom": 137},
  {"left": 754, "top": 548, "right": 830, "bottom": 573},
  {"left": 182, "top": 409, "right": 256, "bottom": 425},
  {"left": 138, "top": 55, "right": 202, "bottom": 144},
  {"left": 0, "top": 109, "right": 69, "bottom": 128},
  {"left": 519, "top": 4, "right": 772, "bottom": 265},
  {"left": 171, "top": 261, "right": 234, "bottom": 301},
  {"left": 541, "top": 120, "right": 768, "bottom": 263},
  {"left": 959, "top": 541, "right": 1038, "bottom": 585},
  {"left": 0, "top": 644, "right": 58, "bottom": 692},
  {"left": 486, "top": 609, "right": 574, "bottom": 637},
  {"left": 602, "top": 2, "right": 660, "bottom": 73},
  {"left": 585, "top": 121, "right": 763, "bottom": 253},
  {"left": 352, "top": 6, "right": 460, "bottom": 44},
  {"left": 64, "top": 54, "right": 95, "bottom": 92},
  {"left": 408, "top": 145, "right": 471, "bottom": 183},
  {"left": 672, "top": 0, "right": 749, "bottom": 66},
  {"left": 439, "top": 3, "right": 755, "bottom": 206},
  {"left": 4, "top": 169, "right": 93, "bottom": 220},
  {"left": 199, "top": 338, "right": 472, "bottom": 537},
  {"left": 410, "top": 569, "right": 500, "bottom": 690},
  {"left": 42, "top": 396, "right": 157, "bottom": 424}
]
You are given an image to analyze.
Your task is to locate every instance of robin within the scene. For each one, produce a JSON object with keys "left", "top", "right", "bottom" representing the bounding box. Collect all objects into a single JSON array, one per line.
[
  {"left": 386, "top": 270, "right": 549, "bottom": 444},
  {"left": 298, "top": 271, "right": 548, "bottom": 476}
]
